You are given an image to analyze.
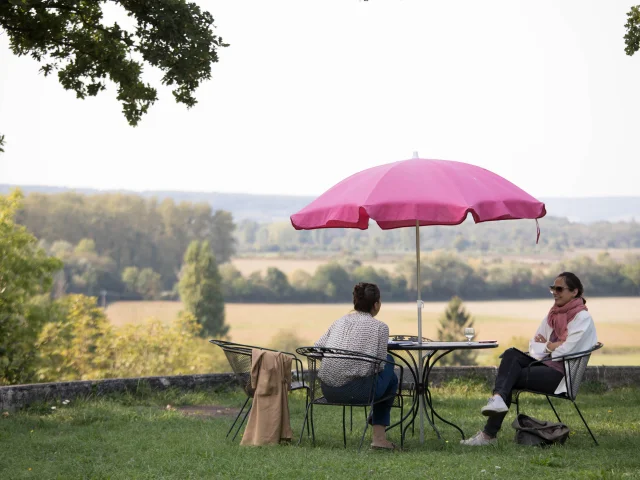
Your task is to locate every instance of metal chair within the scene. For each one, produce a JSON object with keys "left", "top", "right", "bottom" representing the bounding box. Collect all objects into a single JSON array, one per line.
[
  {"left": 296, "top": 346, "right": 404, "bottom": 450},
  {"left": 513, "top": 342, "right": 603, "bottom": 446},
  {"left": 209, "top": 339, "right": 309, "bottom": 440},
  {"left": 342, "top": 335, "right": 421, "bottom": 436}
]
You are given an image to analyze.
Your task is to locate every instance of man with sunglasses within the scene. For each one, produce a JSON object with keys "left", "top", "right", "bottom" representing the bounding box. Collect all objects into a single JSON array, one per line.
[{"left": 461, "top": 272, "right": 598, "bottom": 446}]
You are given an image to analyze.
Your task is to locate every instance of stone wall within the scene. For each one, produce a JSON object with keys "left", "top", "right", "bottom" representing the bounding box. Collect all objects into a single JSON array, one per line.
[
  {"left": 1, "top": 366, "right": 638, "bottom": 411},
  {"left": 0, "top": 373, "right": 236, "bottom": 411}
]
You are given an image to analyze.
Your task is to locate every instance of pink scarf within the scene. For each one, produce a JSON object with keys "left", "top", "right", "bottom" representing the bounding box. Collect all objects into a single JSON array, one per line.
[{"left": 547, "top": 297, "right": 587, "bottom": 342}]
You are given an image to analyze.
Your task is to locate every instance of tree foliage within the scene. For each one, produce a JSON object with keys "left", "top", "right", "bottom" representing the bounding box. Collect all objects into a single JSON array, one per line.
[
  {"left": 0, "top": 0, "right": 228, "bottom": 126},
  {"left": 34, "top": 295, "right": 227, "bottom": 382},
  {"left": 121, "top": 266, "right": 162, "bottom": 299},
  {"left": 14, "top": 192, "right": 236, "bottom": 297},
  {"left": 37, "top": 294, "right": 113, "bottom": 381},
  {"left": 436, "top": 296, "right": 478, "bottom": 366},
  {"left": 235, "top": 217, "right": 640, "bottom": 256},
  {"left": 0, "top": 189, "right": 62, "bottom": 384},
  {"left": 178, "top": 240, "right": 227, "bottom": 337},
  {"left": 103, "top": 311, "right": 223, "bottom": 378},
  {"left": 625, "top": 5, "right": 640, "bottom": 56}
]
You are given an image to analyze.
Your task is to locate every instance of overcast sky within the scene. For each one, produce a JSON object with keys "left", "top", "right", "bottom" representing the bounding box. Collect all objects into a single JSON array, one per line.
[{"left": 1, "top": 0, "right": 639, "bottom": 198}]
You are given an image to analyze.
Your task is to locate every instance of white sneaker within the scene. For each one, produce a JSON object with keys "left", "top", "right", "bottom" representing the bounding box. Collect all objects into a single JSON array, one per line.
[
  {"left": 460, "top": 431, "right": 497, "bottom": 446},
  {"left": 481, "top": 396, "right": 509, "bottom": 416}
]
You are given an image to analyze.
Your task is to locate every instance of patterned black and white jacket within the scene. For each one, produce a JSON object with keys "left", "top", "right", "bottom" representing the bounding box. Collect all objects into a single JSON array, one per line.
[{"left": 314, "top": 311, "right": 389, "bottom": 387}]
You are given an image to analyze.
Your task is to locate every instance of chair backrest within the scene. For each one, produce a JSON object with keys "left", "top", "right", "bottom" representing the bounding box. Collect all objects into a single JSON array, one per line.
[
  {"left": 296, "top": 346, "right": 386, "bottom": 406},
  {"left": 563, "top": 342, "right": 603, "bottom": 400},
  {"left": 210, "top": 340, "right": 303, "bottom": 397}
]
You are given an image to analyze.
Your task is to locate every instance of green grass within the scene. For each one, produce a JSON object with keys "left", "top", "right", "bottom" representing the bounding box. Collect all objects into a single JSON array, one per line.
[{"left": 1, "top": 385, "right": 639, "bottom": 479}]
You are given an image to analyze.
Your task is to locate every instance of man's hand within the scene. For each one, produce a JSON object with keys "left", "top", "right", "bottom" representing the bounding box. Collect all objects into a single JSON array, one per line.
[{"left": 534, "top": 334, "right": 547, "bottom": 343}]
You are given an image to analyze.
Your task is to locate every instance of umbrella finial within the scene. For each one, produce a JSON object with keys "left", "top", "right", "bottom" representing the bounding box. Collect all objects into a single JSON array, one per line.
[{"left": 412, "top": 151, "right": 419, "bottom": 159}]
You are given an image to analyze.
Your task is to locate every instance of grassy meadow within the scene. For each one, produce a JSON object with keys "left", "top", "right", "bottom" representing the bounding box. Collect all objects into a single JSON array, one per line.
[
  {"left": 105, "top": 297, "right": 640, "bottom": 366},
  {"left": 1, "top": 385, "right": 639, "bottom": 479}
]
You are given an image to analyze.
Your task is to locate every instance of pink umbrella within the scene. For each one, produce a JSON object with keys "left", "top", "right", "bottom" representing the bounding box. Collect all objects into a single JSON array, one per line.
[
  {"left": 291, "top": 156, "right": 546, "bottom": 440},
  {"left": 291, "top": 157, "right": 546, "bottom": 231},
  {"left": 292, "top": 155, "right": 545, "bottom": 333},
  {"left": 291, "top": 156, "right": 545, "bottom": 340}
]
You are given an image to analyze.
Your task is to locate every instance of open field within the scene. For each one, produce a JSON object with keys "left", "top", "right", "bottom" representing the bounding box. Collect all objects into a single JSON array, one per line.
[
  {"left": 1, "top": 387, "right": 639, "bottom": 479},
  {"left": 231, "top": 257, "right": 399, "bottom": 276},
  {"left": 105, "top": 297, "right": 640, "bottom": 366},
  {"left": 231, "top": 248, "right": 640, "bottom": 275}
]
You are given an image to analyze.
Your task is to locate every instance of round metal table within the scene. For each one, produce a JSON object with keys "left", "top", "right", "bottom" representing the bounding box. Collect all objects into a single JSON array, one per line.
[{"left": 387, "top": 340, "right": 499, "bottom": 444}]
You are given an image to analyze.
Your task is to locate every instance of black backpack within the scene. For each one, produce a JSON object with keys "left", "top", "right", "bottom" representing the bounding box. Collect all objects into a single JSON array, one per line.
[{"left": 511, "top": 414, "right": 570, "bottom": 446}]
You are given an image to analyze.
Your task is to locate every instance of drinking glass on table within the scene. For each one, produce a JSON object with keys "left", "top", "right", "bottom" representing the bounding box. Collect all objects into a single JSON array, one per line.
[{"left": 464, "top": 327, "right": 475, "bottom": 344}]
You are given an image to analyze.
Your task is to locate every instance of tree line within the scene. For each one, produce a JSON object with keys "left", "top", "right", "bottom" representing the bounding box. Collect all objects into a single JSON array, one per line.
[
  {"left": 235, "top": 217, "right": 640, "bottom": 256},
  {"left": 220, "top": 252, "right": 640, "bottom": 303},
  {"left": 9, "top": 190, "right": 640, "bottom": 302},
  {"left": 16, "top": 191, "right": 235, "bottom": 299}
]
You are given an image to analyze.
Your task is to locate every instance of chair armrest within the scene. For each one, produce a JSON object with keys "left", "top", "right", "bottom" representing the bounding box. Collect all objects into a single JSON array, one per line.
[
  {"left": 523, "top": 342, "right": 602, "bottom": 365},
  {"left": 552, "top": 343, "right": 603, "bottom": 361}
]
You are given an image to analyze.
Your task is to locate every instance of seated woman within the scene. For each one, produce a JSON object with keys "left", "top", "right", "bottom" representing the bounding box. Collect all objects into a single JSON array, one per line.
[
  {"left": 461, "top": 272, "right": 598, "bottom": 446},
  {"left": 314, "top": 282, "right": 398, "bottom": 450}
]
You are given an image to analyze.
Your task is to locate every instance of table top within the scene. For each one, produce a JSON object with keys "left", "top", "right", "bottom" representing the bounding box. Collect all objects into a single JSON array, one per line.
[{"left": 387, "top": 341, "right": 499, "bottom": 351}]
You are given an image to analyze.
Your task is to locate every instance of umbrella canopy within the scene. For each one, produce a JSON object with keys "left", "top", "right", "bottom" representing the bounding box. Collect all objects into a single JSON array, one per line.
[{"left": 290, "top": 158, "right": 546, "bottom": 231}]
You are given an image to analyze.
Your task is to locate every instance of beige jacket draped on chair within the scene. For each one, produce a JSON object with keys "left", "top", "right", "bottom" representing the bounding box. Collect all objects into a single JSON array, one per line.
[{"left": 240, "top": 349, "right": 293, "bottom": 446}]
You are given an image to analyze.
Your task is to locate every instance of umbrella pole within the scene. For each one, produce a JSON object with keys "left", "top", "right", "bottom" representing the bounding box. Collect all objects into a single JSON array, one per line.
[{"left": 416, "top": 221, "right": 424, "bottom": 443}]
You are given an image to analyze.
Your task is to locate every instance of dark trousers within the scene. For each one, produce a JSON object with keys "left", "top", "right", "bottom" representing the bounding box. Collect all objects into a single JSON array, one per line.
[
  {"left": 484, "top": 348, "right": 564, "bottom": 438},
  {"left": 321, "top": 354, "right": 398, "bottom": 426}
]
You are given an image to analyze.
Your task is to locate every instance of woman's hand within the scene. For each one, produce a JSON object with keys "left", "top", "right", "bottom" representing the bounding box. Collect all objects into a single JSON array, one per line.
[
  {"left": 534, "top": 334, "right": 547, "bottom": 343},
  {"left": 546, "top": 341, "right": 564, "bottom": 352}
]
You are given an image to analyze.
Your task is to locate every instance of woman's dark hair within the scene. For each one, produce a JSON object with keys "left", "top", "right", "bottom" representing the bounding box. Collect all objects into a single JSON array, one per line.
[
  {"left": 353, "top": 282, "right": 380, "bottom": 313},
  {"left": 558, "top": 272, "right": 586, "bottom": 305}
]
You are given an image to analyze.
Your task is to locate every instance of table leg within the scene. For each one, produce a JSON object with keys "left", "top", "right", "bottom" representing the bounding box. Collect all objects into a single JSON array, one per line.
[
  {"left": 388, "top": 350, "right": 440, "bottom": 445},
  {"left": 422, "top": 350, "right": 466, "bottom": 440}
]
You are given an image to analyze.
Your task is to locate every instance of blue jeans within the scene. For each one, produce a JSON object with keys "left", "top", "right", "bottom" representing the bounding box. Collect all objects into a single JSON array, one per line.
[{"left": 321, "top": 354, "right": 398, "bottom": 426}]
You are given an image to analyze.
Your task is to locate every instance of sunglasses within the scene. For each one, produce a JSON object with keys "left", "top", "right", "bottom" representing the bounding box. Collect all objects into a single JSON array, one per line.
[{"left": 549, "top": 286, "right": 570, "bottom": 294}]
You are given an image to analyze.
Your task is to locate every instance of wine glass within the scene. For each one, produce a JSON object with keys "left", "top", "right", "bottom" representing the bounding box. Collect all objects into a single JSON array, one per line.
[{"left": 464, "top": 327, "right": 475, "bottom": 344}]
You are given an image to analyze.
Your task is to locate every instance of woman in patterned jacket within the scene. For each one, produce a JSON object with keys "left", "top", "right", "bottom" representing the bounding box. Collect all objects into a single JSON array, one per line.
[{"left": 315, "top": 282, "right": 398, "bottom": 450}]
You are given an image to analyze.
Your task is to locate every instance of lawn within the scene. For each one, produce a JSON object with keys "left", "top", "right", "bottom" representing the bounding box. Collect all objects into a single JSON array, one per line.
[{"left": 1, "top": 384, "right": 639, "bottom": 479}]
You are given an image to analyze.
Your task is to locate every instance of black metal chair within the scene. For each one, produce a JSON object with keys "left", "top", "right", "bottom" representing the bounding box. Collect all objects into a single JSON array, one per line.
[
  {"left": 343, "top": 336, "right": 422, "bottom": 436},
  {"left": 296, "top": 346, "right": 404, "bottom": 450},
  {"left": 209, "top": 339, "right": 309, "bottom": 441},
  {"left": 513, "top": 342, "right": 603, "bottom": 446}
]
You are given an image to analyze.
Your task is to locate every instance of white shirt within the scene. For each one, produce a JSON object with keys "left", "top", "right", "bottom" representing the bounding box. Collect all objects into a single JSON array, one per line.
[{"left": 533, "top": 310, "right": 598, "bottom": 395}]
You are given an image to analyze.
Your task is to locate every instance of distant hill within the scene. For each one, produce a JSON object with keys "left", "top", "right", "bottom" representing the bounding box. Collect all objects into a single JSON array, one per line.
[{"left": 1, "top": 184, "right": 639, "bottom": 224}]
